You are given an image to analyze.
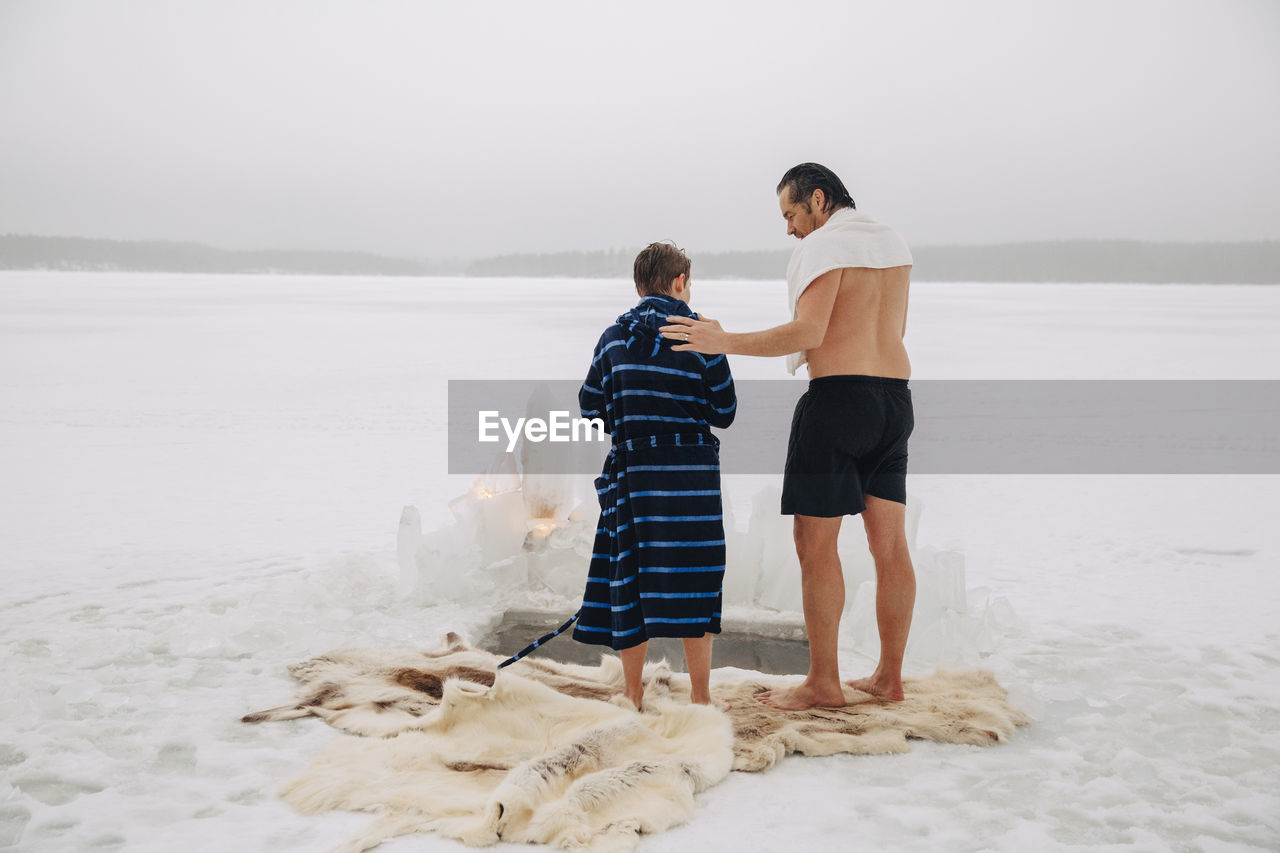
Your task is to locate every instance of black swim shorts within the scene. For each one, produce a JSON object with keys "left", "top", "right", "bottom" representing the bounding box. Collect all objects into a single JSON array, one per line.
[{"left": 781, "top": 375, "right": 914, "bottom": 517}]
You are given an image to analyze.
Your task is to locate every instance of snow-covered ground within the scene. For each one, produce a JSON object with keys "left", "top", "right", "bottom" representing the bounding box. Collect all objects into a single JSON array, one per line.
[{"left": 2, "top": 272, "right": 1278, "bottom": 852}]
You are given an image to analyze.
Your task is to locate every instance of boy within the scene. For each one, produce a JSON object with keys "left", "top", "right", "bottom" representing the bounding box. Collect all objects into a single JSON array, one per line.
[{"left": 573, "top": 241, "right": 736, "bottom": 711}]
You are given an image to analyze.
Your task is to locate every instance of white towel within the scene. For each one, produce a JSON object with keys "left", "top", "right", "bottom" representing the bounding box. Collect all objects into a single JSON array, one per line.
[{"left": 784, "top": 207, "right": 913, "bottom": 375}]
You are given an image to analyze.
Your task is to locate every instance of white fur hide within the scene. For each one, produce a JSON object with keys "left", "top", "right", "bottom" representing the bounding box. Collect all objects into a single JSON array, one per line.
[{"left": 280, "top": 671, "right": 734, "bottom": 853}]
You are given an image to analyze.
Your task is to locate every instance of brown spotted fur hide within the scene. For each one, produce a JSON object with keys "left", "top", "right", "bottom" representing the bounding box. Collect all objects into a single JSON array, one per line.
[{"left": 245, "top": 633, "right": 1030, "bottom": 852}]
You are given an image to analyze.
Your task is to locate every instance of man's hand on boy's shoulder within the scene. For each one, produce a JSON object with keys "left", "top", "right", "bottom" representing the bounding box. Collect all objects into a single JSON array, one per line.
[{"left": 661, "top": 314, "right": 728, "bottom": 354}]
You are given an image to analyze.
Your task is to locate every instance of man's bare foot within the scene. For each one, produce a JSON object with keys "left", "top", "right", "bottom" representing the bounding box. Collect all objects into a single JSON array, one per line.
[
  {"left": 623, "top": 690, "right": 644, "bottom": 711},
  {"left": 755, "top": 680, "right": 847, "bottom": 711},
  {"left": 843, "top": 676, "right": 905, "bottom": 702}
]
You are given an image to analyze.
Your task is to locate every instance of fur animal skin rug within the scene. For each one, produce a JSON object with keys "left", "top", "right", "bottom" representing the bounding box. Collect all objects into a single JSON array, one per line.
[{"left": 245, "top": 633, "right": 1030, "bottom": 852}]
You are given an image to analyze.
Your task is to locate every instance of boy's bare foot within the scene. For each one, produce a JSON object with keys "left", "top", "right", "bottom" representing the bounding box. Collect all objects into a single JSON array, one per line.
[
  {"left": 692, "top": 695, "right": 731, "bottom": 712},
  {"left": 843, "top": 676, "right": 905, "bottom": 702},
  {"left": 755, "top": 680, "right": 847, "bottom": 711},
  {"left": 623, "top": 689, "right": 644, "bottom": 711}
]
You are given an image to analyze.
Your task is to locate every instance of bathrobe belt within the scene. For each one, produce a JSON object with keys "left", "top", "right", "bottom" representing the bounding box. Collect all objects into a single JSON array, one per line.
[{"left": 607, "top": 432, "right": 720, "bottom": 456}]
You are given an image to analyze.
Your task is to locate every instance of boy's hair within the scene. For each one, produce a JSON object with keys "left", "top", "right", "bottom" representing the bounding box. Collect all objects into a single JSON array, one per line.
[{"left": 633, "top": 241, "right": 691, "bottom": 297}]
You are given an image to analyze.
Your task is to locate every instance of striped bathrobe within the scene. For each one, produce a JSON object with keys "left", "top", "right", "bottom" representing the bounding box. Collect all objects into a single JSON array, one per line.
[{"left": 572, "top": 293, "right": 736, "bottom": 651}]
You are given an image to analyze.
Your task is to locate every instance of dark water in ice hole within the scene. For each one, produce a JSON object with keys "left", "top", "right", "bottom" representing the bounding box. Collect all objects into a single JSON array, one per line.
[{"left": 483, "top": 617, "right": 812, "bottom": 675}]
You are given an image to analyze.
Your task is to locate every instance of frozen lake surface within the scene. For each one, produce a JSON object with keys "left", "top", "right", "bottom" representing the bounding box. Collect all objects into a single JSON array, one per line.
[{"left": 2, "top": 272, "right": 1278, "bottom": 851}]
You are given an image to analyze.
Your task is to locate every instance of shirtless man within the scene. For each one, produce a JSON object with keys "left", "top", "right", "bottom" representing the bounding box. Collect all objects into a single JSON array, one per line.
[{"left": 660, "top": 162, "right": 915, "bottom": 711}]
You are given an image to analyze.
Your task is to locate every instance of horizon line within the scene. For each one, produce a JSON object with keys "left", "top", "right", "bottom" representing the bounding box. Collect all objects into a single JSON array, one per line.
[{"left": 5, "top": 231, "right": 1280, "bottom": 265}]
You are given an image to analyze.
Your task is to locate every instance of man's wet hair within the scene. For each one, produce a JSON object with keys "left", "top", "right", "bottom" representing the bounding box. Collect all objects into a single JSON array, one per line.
[
  {"left": 777, "top": 162, "right": 856, "bottom": 213},
  {"left": 634, "top": 241, "right": 691, "bottom": 297}
]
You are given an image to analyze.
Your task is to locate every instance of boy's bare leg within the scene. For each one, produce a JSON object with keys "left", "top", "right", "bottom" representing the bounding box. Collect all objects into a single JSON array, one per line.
[
  {"left": 620, "top": 641, "right": 648, "bottom": 710},
  {"left": 758, "top": 515, "right": 848, "bottom": 710},
  {"left": 843, "top": 496, "right": 915, "bottom": 701},
  {"left": 682, "top": 634, "right": 729, "bottom": 710}
]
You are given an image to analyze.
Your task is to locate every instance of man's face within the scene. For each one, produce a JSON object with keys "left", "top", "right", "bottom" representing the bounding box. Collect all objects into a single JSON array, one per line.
[{"left": 779, "top": 187, "right": 823, "bottom": 239}]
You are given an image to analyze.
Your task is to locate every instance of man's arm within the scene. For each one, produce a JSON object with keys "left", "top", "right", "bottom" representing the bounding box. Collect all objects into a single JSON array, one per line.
[{"left": 661, "top": 269, "right": 841, "bottom": 356}]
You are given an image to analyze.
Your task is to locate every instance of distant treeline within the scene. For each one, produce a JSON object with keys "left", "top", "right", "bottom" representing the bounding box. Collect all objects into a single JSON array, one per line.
[
  {"left": 3, "top": 234, "right": 1278, "bottom": 283},
  {"left": 0, "top": 234, "right": 460, "bottom": 276},
  {"left": 464, "top": 249, "right": 789, "bottom": 280},
  {"left": 912, "top": 241, "right": 1280, "bottom": 284},
  {"left": 467, "top": 242, "right": 1280, "bottom": 283}
]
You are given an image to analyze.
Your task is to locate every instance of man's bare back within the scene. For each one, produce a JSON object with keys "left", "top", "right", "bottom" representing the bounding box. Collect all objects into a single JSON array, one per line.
[{"left": 804, "top": 265, "right": 912, "bottom": 380}]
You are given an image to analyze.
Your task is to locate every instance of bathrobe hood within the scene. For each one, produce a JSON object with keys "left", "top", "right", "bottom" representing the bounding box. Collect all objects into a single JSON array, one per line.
[{"left": 617, "top": 294, "right": 696, "bottom": 359}]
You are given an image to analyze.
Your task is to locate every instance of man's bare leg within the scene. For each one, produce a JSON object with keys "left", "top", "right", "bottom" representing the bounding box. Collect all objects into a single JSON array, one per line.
[
  {"left": 758, "top": 514, "right": 848, "bottom": 710},
  {"left": 844, "top": 496, "right": 915, "bottom": 701},
  {"left": 682, "top": 634, "right": 729, "bottom": 711},
  {"left": 620, "top": 641, "right": 648, "bottom": 710}
]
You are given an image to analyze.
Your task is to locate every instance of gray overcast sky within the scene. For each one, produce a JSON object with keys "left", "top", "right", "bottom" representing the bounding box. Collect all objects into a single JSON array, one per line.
[{"left": 1, "top": 0, "right": 1278, "bottom": 258}]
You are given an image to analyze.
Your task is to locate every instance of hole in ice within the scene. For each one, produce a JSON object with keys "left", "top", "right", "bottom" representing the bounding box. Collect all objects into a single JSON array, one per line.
[{"left": 482, "top": 610, "right": 811, "bottom": 675}]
